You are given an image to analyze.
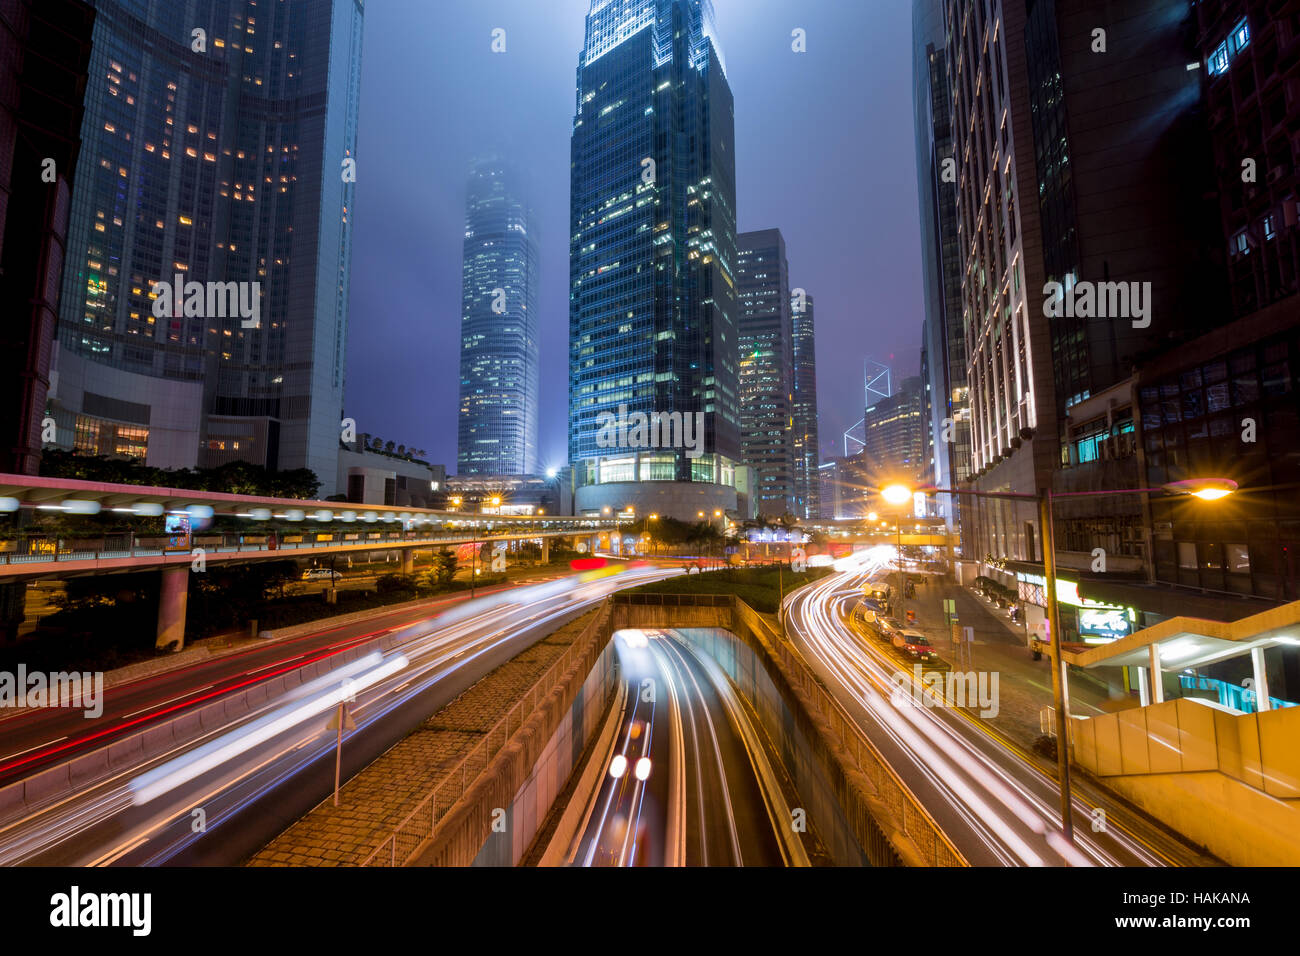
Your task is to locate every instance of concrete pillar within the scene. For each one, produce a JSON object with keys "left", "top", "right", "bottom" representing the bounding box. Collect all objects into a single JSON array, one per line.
[
  {"left": 1251, "top": 646, "right": 1271, "bottom": 712},
  {"left": 541, "top": 538, "right": 550, "bottom": 563},
  {"left": 1135, "top": 666, "right": 1150, "bottom": 707},
  {"left": 1148, "top": 643, "right": 1164, "bottom": 704},
  {"left": 155, "top": 566, "right": 189, "bottom": 652},
  {"left": 401, "top": 549, "right": 414, "bottom": 575}
]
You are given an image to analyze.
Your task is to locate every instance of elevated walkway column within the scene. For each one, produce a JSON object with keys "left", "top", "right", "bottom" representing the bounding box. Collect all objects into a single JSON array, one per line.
[
  {"left": 1148, "top": 643, "right": 1164, "bottom": 704},
  {"left": 401, "top": 549, "right": 414, "bottom": 575},
  {"left": 155, "top": 566, "right": 189, "bottom": 652},
  {"left": 541, "top": 538, "right": 550, "bottom": 564},
  {"left": 1251, "top": 646, "right": 1272, "bottom": 712}
]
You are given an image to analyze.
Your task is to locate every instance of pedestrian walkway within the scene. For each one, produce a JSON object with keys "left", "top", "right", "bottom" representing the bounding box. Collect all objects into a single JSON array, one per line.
[{"left": 894, "top": 579, "right": 1123, "bottom": 751}]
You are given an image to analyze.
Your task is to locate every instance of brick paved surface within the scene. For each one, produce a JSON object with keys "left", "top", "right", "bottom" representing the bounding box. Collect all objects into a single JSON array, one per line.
[{"left": 246, "top": 611, "right": 596, "bottom": 867}]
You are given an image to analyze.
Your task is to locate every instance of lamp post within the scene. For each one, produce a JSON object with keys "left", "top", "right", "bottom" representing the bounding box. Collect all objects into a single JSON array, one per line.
[{"left": 879, "top": 477, "right": 1236, "bottom": 846}]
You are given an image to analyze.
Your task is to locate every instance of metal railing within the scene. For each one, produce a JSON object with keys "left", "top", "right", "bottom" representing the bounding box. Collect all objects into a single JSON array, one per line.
[
  {"left": 0, "top": 526, "right": 609, "bottom": 569},
  {"left": 357, "top": 605, "right": 609, "bottom": 866}
]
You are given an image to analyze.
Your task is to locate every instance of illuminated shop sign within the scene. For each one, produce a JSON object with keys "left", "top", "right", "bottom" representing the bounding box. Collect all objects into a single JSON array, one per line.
[{"left": 1015, "top": 571, "right": 1135, "bottom": 642}]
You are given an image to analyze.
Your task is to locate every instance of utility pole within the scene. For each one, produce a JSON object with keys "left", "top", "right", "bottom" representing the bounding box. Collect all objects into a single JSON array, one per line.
[
  {"left": 1039, "top": 488, "right": 1074, "bottom": 845},
  {"left": 329, "top": 698, "right": 356, "bottom": 807}
]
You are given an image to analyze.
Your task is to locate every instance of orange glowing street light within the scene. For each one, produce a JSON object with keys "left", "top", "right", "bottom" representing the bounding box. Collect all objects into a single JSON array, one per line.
[{"left": 872, "top": 474, "right": 1237, "bottom": 846}]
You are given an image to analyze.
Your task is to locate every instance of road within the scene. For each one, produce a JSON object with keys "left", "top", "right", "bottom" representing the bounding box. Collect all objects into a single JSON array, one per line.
[
  {"left": 0, "top": 570, "right": 578, "bottom": 784},
  {"left": 0, "top": 566, "right": 672, "bottom": 866},
  {"left": 784, "top": 562, "right": 1211, "bottom": 867},
  {"left": 564, "top": 629, "right": 808, "bottom": 867}
]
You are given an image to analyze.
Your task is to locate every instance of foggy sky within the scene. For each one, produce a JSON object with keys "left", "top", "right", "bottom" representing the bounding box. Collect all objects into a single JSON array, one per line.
[{"left": 345, "top": 0, "right": 923, "bottom": 471}]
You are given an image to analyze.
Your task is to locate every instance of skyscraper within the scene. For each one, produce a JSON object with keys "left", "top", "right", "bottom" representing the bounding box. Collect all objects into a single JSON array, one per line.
[
  {"left": 457, "top": 158, "right": 540, "bottom": 476},
  {"left": 861, "top": 375, "right": 926, "bottom": 488},
  {"left": 792, "top": 292, "right": 820, "bottom": 521},
  {"left": 568, "top": 0, "right": 740, "bottom": 520},
  {"left": 942, "top": 0, "right": 1225, "bottom": 567},
  {"left": 48, "top": 0, "right": 364, "bottom": 489},
  {"left": 737, "top": 228, "right": 795, "bottom": 517},
  {"left": 912, "top": 0, "right": 970, "bottom": 532}
]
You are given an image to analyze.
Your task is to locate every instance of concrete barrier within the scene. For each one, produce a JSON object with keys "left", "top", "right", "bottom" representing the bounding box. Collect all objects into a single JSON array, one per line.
[{"left": 400, "top": 592, "right": 964, "bottom": 867}]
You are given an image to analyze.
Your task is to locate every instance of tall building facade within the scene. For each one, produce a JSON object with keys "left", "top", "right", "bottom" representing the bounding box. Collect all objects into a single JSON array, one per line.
[
  {"left": 0, "top": 0, "right": 95, "bottom": 476},
  {"left": 568, "top": 0, "right": 741, "bottom": 520},
  {"left": 861, "top": 374, "right": 926, "bottom": 488},
  {"left": 942, "top": 0, "right": 1226, "bottom": 568},
  {"left": 457, "top": 158, "right": 540, "bottom": 476},
  {"left": 1122, "top": 2, "right": 1300, "bottom": 608},
  {"left": 912, "top": 0, "right": 970, "bottom": 533},
  {"left": 792, "top": 292, "right": 820, "bottom": 520},
  {"left": 736, "top": 228, "right": 795, "bottom": 517},
  {"left": 48, "top": 0, "right": 364, "bottom": 489}
]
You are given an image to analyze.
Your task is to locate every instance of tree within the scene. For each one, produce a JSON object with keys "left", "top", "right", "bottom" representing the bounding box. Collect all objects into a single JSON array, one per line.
[{"left": 432, "top": 548, "right": 458, "bottom": 587}]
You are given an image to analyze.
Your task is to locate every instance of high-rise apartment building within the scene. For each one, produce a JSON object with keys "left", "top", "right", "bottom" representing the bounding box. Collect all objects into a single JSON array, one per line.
[
  {"left": 567, "top": 0, "right": 741, "bottom": 520},
  {"left": 457, "top": 158, "right": 540, "bottom": 476},
  {"left": 737, "top": 228, "right": 795, "bottom": 517},
  {"left": 48, "top": 0, "right": 364, "bottom": 490},
  {"left": 792, "top": 292, "right": 820, "bottom": 520}
]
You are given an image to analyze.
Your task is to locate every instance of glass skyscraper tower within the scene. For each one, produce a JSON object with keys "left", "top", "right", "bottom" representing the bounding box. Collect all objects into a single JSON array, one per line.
[
  {"left": 49, "top": 0, "right": 364, "bottom": 489},
  {"left": 737, "top": 228, "right": 795, "bottom": 518},
  {"left": 457, "top": 158, "right": 540, "bottom": 476},
  {"left": 568, "top": 0, "right": 741, "bottom": 520},
  {"left": 792, "top": 293, "right": 820, "bottom": 521}
]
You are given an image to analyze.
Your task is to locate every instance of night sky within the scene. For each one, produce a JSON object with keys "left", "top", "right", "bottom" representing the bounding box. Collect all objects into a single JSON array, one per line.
[{"left": 345, "top": 0, "right": 922, "bottom": 472}]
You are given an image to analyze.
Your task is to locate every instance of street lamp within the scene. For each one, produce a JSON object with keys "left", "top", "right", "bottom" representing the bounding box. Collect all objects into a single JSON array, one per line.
[{"left": 877, "top": 477, "right": 1236, "bottom": 846}]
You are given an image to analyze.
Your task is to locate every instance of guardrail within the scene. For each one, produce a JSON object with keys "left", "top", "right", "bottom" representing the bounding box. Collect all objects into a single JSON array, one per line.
[
  {"left": 358, "top": 604, "right": 610, "bottom": 866},
  {"left": 0, "top": 526, "right": 614, "bottom": 569}
]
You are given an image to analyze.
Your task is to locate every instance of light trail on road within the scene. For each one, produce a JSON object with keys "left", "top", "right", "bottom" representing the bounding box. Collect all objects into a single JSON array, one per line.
[
  {"left": 785, "top": 561, "right": 1169, "bottom": 867},
  {"left": 568, "top": 629, "right": 801, "bottom": 867},
  {"left": 0, "top": 566, "right": 673, "bottom": 866}
]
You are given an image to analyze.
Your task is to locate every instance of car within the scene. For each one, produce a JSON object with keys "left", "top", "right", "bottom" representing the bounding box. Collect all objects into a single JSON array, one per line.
[
  {"left": 892, "top": 630, "right": 938, "bottom": 661},
  {"left": 302, "top": 568, "right": 342, "bottom": 582},
  {"left": 872, "top": 616, "right": 905, "bottom": 642}
]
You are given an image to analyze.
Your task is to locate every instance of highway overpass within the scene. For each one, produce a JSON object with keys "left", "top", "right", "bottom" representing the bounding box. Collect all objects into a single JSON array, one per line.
[{"left": 0, "top": 473, "right": 623, "bottom": 649}]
